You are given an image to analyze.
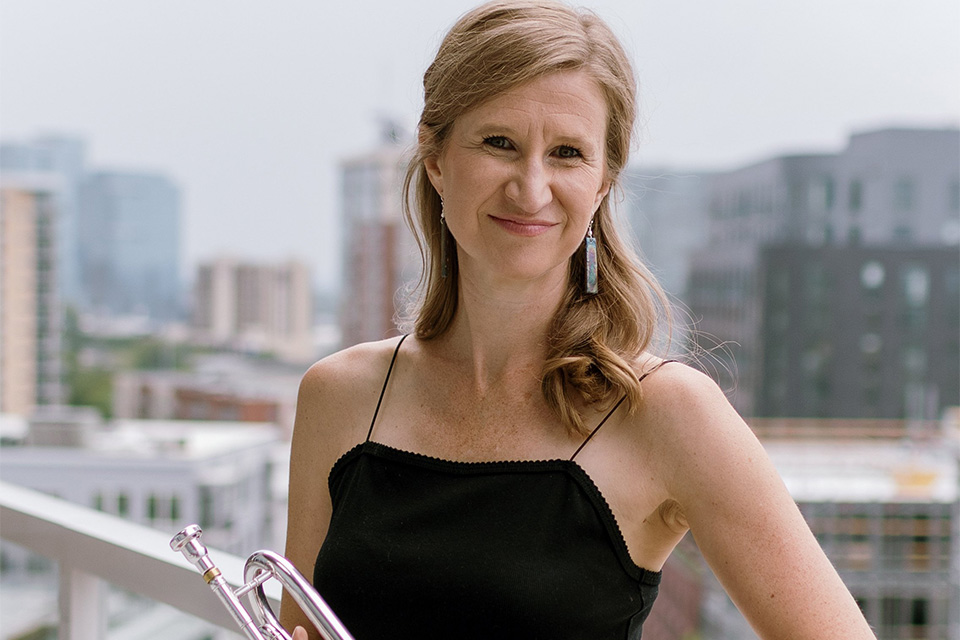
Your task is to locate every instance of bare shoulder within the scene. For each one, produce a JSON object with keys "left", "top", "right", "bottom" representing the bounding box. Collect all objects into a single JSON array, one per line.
[
  {"left": 634, "top": 358, "right": 740, "bottom": 435},
  {"left": 300, "top": 337, "right": 404, "bottom": 397},
  {"left": 295, "top": 336, "right": 407, "bottom": 450},
  {"left": 627, "top": 359, "right": 763, "bottom": 489}
]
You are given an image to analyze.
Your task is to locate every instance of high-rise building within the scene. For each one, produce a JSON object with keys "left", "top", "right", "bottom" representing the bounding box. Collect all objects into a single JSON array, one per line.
[
  {"left": 0, "top": 136, "right": 86, "bottom": 306},
  {"left": 192, "top": 257, "right": 314, "bottom": 363},
  {"left": 0, "top": 176, "right": 63, "bottom": 415},
  {"left": 339, "top": 134, "right": 419, "bottom": 347},
  {"left": 78, "top": 171, "right": 181, "bottom": 320},
  {"left": 682, "top": 127, "right": 960, "bottom": 417}
]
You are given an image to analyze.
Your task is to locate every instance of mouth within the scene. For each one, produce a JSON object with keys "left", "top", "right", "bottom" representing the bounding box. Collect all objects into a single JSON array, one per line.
[{"left": 489, "top": 215, "right": 557, "bottom": 237}]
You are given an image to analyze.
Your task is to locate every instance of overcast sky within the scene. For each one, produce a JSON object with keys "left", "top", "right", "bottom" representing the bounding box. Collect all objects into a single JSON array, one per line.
[{"left": 2, "top": 0, "right": 958, "bottom": 292}]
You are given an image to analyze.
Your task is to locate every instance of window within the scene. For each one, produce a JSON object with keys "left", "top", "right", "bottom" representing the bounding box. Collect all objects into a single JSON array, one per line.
[
  {"left": 881, "top": 597, "right": 902, "bottom": 628},
  {"left": 901, "top": 265, "right": 929, "bottom": 335},
  {"left": 909, "top": 515, "right": 931, "bottom": 570},
  {"left": 910, "top": 599, "right": 928, "bottom": 628},
  {"left": 860, "top": 333, "right": 882, "bottom": 355},
  {"left": 848, "top": 179, "right": 862, "bottom": 212},
  {"left": 808, "top": 178, "right": 834, "bottom": 211},
  {"left": 893, "top": 178, "right": 914, "bottom": 211},
  {"left": 200, "top": 487, "right": 214, "bottom": 528},
  {"left": 860, "top": 262, "right": 885, "bottom": 290},
  {"left": 902, "top": 266, "right": 929, "bottom": 306}
]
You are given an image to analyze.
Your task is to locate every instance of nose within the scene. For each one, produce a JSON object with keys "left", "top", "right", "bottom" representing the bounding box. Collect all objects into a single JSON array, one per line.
[{"left": 504, "top": 157, "right": 553, "bottom": 213}]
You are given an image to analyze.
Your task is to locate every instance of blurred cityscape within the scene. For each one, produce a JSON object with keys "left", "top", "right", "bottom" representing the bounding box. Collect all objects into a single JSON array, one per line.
[{"left": 1, "top": 124, "right": 958, "bottom": 639}]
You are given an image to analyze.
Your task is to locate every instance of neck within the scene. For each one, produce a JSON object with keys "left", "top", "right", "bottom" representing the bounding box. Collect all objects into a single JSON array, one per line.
[{"left": 437, "top": 267, "right": 568, "bottom": 388}]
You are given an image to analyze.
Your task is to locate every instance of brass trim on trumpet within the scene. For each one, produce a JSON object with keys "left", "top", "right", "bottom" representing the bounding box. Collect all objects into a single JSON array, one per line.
[{"left": 202, "top": 567, "right": 221, "bottom": 584}]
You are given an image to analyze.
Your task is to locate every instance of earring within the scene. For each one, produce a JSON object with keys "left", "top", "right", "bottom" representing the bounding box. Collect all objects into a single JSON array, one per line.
[
  {"left": 584, "top": 219, "right": 598, "bottom": 294},
  {"left": 440, "top": 199, "right": 449, "bottom": 279}
]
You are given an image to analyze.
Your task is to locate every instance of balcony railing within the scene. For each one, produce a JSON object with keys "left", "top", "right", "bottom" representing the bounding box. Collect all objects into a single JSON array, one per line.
[{"left": 0, "top": 480, "right": 282, "bottom": 639}]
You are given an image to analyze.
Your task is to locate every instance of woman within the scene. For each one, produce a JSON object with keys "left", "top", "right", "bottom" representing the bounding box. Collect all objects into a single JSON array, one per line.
[{"left": 283, "top": 2, "right": 875, "bottom": 638}]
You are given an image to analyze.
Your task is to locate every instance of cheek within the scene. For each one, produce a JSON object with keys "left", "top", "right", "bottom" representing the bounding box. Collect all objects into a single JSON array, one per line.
[{"left": 561, "top": 175, "right": 606, "bottom": 221}]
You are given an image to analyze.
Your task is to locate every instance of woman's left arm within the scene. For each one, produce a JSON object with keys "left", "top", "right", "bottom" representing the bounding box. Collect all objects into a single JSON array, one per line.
[{"left": 648, "top": 365, "right": 875, "bottom": 639}]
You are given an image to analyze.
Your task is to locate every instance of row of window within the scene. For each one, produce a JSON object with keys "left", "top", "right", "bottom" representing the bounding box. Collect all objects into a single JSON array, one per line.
[
  {"left": 712, "top": 177, "right": 960, "bottom": 218},
  {"left": 92, "top": 491, "right": 182, "bottom": 522}
]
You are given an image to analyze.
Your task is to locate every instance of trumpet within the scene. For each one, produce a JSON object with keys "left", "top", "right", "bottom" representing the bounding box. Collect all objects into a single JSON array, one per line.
[{"left": 171, "top": 524, "right": 354, "bottom": 640}]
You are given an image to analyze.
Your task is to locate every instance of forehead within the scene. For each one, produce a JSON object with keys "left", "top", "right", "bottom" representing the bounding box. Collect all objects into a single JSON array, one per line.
[{"left": 454, "top": 70, "right": 608, "bottom": 142}]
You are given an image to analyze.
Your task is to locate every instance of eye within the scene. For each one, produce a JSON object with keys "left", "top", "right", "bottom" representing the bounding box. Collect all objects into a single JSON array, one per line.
[
  {"left": 555, "top": 145, "right": 582, "bottom": 159},
  {"left": 483, "top": 136, "right": 512, "bottom": 150}
]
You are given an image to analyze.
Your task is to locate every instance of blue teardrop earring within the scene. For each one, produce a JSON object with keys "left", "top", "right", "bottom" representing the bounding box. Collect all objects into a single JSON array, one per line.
[{"left": 584, "top": 218, "right": 598, "bottom": 294}]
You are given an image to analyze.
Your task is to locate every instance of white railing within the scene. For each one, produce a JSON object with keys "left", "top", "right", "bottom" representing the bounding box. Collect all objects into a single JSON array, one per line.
[{"left": 0, "top": 480, "right": 282, "bottom": 639}]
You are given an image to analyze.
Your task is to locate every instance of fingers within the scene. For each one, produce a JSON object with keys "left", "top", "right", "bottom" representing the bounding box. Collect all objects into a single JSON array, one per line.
[{"left": 293, "top": 626, "right": 308, "bottom": 640}]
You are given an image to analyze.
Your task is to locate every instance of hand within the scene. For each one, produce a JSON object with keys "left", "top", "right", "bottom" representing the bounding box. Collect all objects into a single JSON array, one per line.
[{"left": 292, "top": 626, "right": 308, "bottom": 640}]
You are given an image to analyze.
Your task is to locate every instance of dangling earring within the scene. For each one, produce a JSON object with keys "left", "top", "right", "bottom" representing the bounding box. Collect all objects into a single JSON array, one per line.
[
  {"left": 584, "top": 218, "right": 598, "bottom": 294},
  {"left": 440, "top": 199, "right": 449, "bottom": 279}
]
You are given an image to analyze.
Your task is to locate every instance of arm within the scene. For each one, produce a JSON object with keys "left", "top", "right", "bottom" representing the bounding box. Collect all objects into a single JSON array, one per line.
[
  {"left": 648, "top": 366, "right": 875, "bottom": 639},
  {"left": 279, "top": 363, "right": 336, "bottom": 639}
]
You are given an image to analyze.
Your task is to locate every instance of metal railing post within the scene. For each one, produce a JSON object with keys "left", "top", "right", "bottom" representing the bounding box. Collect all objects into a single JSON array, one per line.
[{"left": 58, "top": 562, "right": 105, "bottom": 640}]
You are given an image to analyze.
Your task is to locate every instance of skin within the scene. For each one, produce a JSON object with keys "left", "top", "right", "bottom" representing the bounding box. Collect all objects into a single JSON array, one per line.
[{"left": 282, "top": 71, "right": 875, "bottom": 639}]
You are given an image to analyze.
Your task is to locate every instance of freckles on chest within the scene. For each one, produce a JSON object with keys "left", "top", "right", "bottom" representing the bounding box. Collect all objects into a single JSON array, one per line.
[{"left": 410, "top": 386, "right": 573, "bottom": 461}]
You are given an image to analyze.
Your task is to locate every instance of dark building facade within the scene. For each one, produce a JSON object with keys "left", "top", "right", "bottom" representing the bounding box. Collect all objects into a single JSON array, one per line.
[{"left": 757, "top": 245, "right": 959, "bottom": 419}]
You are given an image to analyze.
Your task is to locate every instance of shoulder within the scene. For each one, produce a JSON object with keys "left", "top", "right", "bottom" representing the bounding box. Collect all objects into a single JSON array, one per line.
[
  {"left": 294, "top": 336, "right": 407, "bottom": 449},
  {"left": 628, "top": 359, "right": 763, "bottom": 489},
  {"left": 300, "top": 336, "right": 405, "bottom": 397},
  {"left": 634, "top": 357, "right": 733, "bottom": 425}
]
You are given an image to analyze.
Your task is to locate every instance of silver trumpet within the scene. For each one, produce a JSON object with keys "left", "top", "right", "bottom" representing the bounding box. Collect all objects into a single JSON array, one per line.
[{"left": 171, "top": 524, "right": 354, "bottom": 640}]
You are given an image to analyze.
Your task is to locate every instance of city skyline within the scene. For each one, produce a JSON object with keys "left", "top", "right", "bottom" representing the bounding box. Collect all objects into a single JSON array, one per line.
[{"left": 2, "top": 0, "right": 958, "bottom": 293}]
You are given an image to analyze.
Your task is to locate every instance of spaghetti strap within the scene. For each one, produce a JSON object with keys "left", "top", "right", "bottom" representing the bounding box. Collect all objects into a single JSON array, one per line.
[
  {"left": 366, "top": 334, "right": 409, "bottom": 442},
  {"left": 569, "top": 359, "right": 678, "bottom": 461}
]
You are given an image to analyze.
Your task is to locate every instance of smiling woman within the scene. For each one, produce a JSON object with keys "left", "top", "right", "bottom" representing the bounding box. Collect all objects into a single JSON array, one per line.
[{"left": 280, "top": 2, "right": 878, "bottom": 639}]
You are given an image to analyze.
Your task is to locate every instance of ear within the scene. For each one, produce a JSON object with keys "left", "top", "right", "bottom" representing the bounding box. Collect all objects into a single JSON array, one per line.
[
  {"left": 419, "top": 126, "right": 444, "bottom": 197},
  {"left": 593, "top": 178, "right": 612, "bottom": 211}
]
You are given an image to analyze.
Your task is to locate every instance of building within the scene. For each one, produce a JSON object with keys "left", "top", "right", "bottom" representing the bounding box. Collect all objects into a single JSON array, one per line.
[
  {"left": 78, "top": 170, "right": 181, "bottom": 320},
  {"left": 339, "top": 132, "right": 419, "bottom": 347},
  {"left": 0, "top": 176, "right": 63, "bottom": 415},
  {"left": 757, "top": 244, "right": 959, "bottom": 419},
  {"left": 192, "top": 257, "right": 314, "bottom": 363},
  {"left": 0, "top": 408, "right": 282, "bottom": 557},
  {"left": 0, "top": 135, "right": 87, "bottom": 306},
  {"left": 683, "top": 127, "right": 959, "bottom": 417},
  {"left": 112, "top": 353, "right": 302, "bottom": 437}
]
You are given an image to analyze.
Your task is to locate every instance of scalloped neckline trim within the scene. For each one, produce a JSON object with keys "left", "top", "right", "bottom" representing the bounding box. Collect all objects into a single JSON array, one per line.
[{"left": 328, "top": 440, "right": 662, "bottom": 585}]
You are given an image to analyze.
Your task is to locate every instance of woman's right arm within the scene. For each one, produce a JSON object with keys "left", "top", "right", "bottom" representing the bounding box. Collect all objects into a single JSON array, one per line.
[{"left": 280, "top": 362, "right": 338, "bottom": 639}]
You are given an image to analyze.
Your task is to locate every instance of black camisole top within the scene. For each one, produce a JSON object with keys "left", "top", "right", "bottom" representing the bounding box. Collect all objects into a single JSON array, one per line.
[{"left": 313, "top": 336, "right": 664, "bottom": 639}]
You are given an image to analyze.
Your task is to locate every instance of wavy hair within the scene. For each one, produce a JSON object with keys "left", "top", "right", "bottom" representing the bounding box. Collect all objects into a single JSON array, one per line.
[{"left": 402, "top": 0, "right": 672, "bottom": 434}]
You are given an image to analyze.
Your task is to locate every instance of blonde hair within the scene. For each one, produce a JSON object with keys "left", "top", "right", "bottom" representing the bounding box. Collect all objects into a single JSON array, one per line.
[{"left": 402, "top": 0, "right": 671, "bottom": 434}]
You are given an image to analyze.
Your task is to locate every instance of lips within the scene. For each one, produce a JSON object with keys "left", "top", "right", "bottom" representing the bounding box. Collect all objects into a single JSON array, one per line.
[{"left": 489, "top": 215, "right": 557, "bottom": 237}]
